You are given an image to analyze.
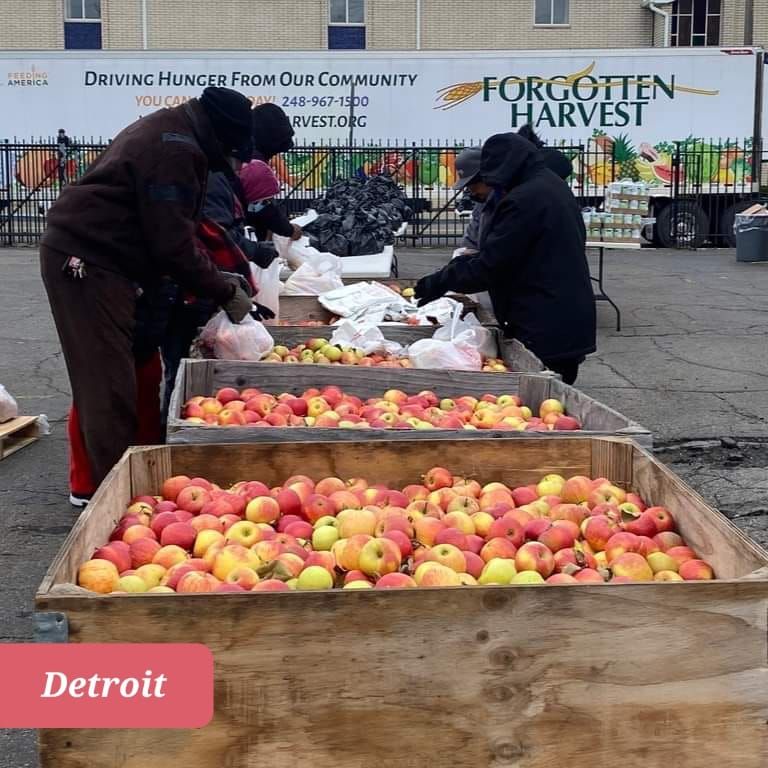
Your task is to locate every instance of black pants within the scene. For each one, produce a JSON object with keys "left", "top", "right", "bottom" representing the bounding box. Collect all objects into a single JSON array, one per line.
[
  {"left": 41, "top": 246, "right": 138, "bottom": 487},
  {"left": 541, "top": 358, "right": 581, "bottom": 385}
]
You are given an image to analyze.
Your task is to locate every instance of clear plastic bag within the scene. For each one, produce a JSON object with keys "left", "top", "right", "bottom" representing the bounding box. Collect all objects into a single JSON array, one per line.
[
  {"left": 0, "top": 384, "right": 18, "bottom": 423},
  {"left": 283, "top": 251, "right": 344, "bottom": 295},
  {"left": 407, "top": 337, "right": 482, "bottom": 371},
  {"left": 250, "top": 260, "right": 281, "bottom": 318},
  {"left": 329, "top": 320, "right": 404, "bottom": 355},
  {"left": 433, "top": 310, "right": 496, "bottom": 359},
  {"left": 199, "top": 311, "right": 274, "bottom": 361}
]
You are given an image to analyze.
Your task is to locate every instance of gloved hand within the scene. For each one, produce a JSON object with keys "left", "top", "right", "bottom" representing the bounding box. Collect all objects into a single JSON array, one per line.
[
  {"left": 290, "top": 224, "right": 303, "bottom": 241},
  {"left": 250, "top": 303, "right": 276, "bottom": 321},
  {"left": 223, "top": 285, "right": 252, "bottom": 324},
  {"left": 220, "top": 271, "right": 254, "bottom": 297},
  {"left": 414, "top": 272, "right": 446, "bottom": 308},
  {"left": 253, "top": 241, "right": 278, "bottom": 268},
  {"left": 220, "top": 273, "right": 253, "bottom": 323}
]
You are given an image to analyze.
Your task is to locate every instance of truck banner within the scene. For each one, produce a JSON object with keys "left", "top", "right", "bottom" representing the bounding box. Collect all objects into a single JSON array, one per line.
[{"left": 1, "top": 49, "right": 758, "bottom": 145}]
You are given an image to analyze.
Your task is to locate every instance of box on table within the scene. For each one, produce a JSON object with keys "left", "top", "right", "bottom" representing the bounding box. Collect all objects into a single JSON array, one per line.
[
  {"left": 36, "top": 437, "right": 768, "bottom": 768},
  {"left": 266, "top": 325, "right": 548, "bottom": 373},
  {"left": 167, "top": 359, "right": 652, "bottom": 447}
]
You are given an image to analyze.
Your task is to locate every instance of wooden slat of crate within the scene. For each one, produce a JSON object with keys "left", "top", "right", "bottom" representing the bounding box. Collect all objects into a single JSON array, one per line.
[
  {"left": 36, "top": 438, "right": 768, "bottom": 768},
  {"left": 267, "top": 325, "right": 548, "bottom": 373},
  {"left": 0, "top": 416, "right": 41, "bottom": 460},
  {"left": 167, "top": 360, "right": 651, "bottom": 446}
]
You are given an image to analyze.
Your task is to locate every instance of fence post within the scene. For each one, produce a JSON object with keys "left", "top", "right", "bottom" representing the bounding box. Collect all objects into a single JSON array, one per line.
[{"left": 2, "top": 140, "right": 14, "bottom": 247}]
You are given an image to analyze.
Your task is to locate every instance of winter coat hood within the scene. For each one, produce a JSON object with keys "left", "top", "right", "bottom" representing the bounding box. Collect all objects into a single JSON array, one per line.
[{"left": 479, "top": 133, "right": 537, "bottom": 190}]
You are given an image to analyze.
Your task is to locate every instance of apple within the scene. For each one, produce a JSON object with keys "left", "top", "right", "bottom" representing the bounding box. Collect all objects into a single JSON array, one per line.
[
  {"left": 129, "top": 538, "right": 161, "bottom": 568},
  {"left": 511, "top": 571, "right": 545, "bottom": 585},
  {"left": 480, "top": 537, "right": 518, "bottom": 563},
  {"left": 425, "top": 543, "right": 466, "bottom": 573},
  {"left": 212, "top": 543, "right": 260, "bottom": 581},
  {"left": 190, "top": 514, "right": 225, "bottom": 534},
  {"left": 192, "top": 530, "right": 225, "bottom": 558},
  {"left": 336, "top": 508, "right": 377, "bottom": 538},
  {"left": 78, "top": 559, "right": 120, "bottom": 594},
  {"left": 546, "top": 573, "right": 579, "bottom": 585},
  {"left": 252, "top": 579, "right": 291, "bottom": 592},
  {"left": 225, "top": 520, "right": 264, "bottom": 548},
  {"left": 514, "top": 542, "right": 555, "bottom": 578},
  {"left": 160, "top": 522, "right": 197, "bottom": 551},
  {"left": 487, "top": 517, "right": 524, "bottom": 547},
  {"left": 605, "top": 532, "right": 641, "bottom": 563},
  {"left": 161, "top": 475, "right": 191, "bottom": 502},
  {"left": 442, "top": 510, "right": 476, "bottom": 534},
  {"left": 645, "top": 506, "right": 675, "bottom": 533},
  {"left": 375, "top": 573, "right": 417, "bottom": 589},
  {"left": 312, "top": 525, "right": 340, "bottom": 551},
  {"left": 423, "top": 466, "right": 453, "bottom": 491},
  {"left": 413, "top": 561, "right": 461, "bottom": 587},
  {"left": 93, "top": 542, "right": 131, "bottom": 573},
  {"left": 381, "top": 530, "right": 413, "bottom": 558},
  {"left": 538, "top": 525, "right": 576, "bottom": 553},
  {"left": 654, "top": 570, "right": 684, "bottom": 582},
  {"left": 176, "top": 485, "right": 212, "bottom": 514},
  {"left": 582, "top": 515, "right": 620, "bottom": 552},
  {"left": 611, "top": 553, "right": 653, "bottom": 581},
  {"left": 679, "top": 559, "right": 714, "bottom": 580},
  {"left": 413, "top": 516, "right": 445, "bottom": 546},
  {"left": 358, "top": 538, "right": 402, "bottom": 577},
  {"left": 297, "top": 565, "right": 334, "bottom": 590},
  {"left": 478, "top": 558, "right": 517, "bottom": 585},
  {"left": 152, "top": 543, "right": 190, "bottom": 569},
  {"left": 226, "top": 567, "right": 260, "bottom": 590},
  {"left": 653, "top": 531, "right": 684, "bottom": 551},
  {"left": 177, "top": 571, "right": 219, "bottom": 593},
  {"left": 574, "top": 568, "right": 605, "bottom": 583}
]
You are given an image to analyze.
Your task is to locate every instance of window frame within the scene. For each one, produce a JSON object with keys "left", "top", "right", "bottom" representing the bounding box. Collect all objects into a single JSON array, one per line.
[
  {"left": 64, "top": 0, "right": 102, "bottom": 23},
  {"left": 329, "top": 0, "right": 365, "bottom": 26},
  {"left": 670, "top": 0, "right": 721, "bottom": 46},
  {"left": 533, "top": 0, "right": 570, "bottom": 27}
]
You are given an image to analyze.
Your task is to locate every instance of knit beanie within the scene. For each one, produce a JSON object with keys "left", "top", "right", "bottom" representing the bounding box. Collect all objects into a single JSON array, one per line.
[
  {"left": 251, "top": 103, "right": 295, "bottom": 161},
  {"left": 239, "top": 160, "right": 281, "bottom": 202},
  {"left": 199, "top": 87, "right": 253, "bottom": 156}
]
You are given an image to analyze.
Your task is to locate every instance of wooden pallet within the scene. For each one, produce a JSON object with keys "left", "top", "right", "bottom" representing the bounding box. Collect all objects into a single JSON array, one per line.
[{"left": 0, "top": 416, "right": 41, "bottom": 460}]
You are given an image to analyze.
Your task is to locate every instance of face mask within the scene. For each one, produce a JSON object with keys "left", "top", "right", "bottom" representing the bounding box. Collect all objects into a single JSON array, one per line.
[{"left": 248, "top": 201, "right": 267, "bottom": 213}]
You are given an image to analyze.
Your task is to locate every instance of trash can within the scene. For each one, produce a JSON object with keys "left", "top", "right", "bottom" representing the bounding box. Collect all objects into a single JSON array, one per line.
[{"left": 734, "top": 213, "right": 768, "bottom": 262}]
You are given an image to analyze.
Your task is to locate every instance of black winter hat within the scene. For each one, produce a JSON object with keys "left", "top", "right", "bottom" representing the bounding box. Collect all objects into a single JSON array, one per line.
[
  {"left": 251, "top": 103, "right": 295, "bottom": 161},
  {"left": 199, "top": 87, "right": 253, "bottom": 156}
]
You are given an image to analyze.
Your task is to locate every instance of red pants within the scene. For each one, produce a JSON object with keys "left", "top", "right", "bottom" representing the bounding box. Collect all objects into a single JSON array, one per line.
[{"left": 68, "top": 352, "right": 163, "bottom": 496}]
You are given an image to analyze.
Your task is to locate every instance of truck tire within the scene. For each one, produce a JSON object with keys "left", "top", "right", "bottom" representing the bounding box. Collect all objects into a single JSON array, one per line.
[
  {"left": 721, "top": 201, "right": 764, "bottom": 248},
  {"left": 655, "top": 202, "right": 710, "bottom": 249}
]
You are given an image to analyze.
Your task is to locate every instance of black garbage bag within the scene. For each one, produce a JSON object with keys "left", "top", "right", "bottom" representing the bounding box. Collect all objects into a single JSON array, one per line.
[
  {"left": 319, "top": 231, "right": 349, "bottom": 256},
  {"left": 348, "top": 228, "right": 384, "bottom": 256}
]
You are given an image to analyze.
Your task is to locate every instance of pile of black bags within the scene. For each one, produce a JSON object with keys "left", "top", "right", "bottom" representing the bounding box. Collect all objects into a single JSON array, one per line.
[{"left": 304, "top": 175, "right": 413, "bottom": 257}]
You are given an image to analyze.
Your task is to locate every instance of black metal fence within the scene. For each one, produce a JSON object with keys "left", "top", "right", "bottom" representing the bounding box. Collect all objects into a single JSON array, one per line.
[{"left": 1, "top": 136, "right": 765, "bottom": 247}]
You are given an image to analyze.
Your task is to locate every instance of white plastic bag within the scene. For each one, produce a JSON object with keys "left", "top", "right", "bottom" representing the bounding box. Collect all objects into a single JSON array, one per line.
[
  {"left": 273, "top": 210, "right": 319, "bottom": 268},
  {"left": 0, "top": 384, "right": 18, "bottom": 423},
  {"left": 329, "top": 320, "right": 404, "bottom": 355},
  {"left": 433, "top": 310, "right": 497, "bottom": 359},
  {"left": 407, "top": 337, "right": 482, "bottom": 371},
  {"left": 283, "top": 250, "right": 344, "bottom": 295},
  {"left": 199, "top": 311, "right": 274, "bottom": 361},
  {"left": 250, "top": 260, "right": 281, "bottom": 318}
]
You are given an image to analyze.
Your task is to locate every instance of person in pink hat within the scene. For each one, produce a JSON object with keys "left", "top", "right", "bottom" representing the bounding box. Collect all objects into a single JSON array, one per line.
[{"left": 239, "top": 159, "right": 302, "bottom": 242}]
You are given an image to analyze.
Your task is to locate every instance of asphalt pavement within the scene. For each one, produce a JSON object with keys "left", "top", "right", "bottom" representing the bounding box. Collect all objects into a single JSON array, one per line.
[{"left": 1, "top": 244, "right": 767, "bottom": 767}]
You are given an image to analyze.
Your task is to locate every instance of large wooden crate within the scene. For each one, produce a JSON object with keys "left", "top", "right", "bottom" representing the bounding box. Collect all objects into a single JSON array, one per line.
[
  {"left": 36, "top": 438, "right": 768, "bottom": 768},
  {"left": 167, "top": 360, "right": 652, "bottom": 447},
  {"left": 276, "top": 292, "right": 496, "bottom": 325},
  {"left": 266, "top": 325, "right": 548, "bottom": 373}
]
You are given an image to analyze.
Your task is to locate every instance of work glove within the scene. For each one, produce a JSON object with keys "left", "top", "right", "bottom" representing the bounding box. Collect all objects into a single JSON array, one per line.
[
  {"left": 250, "top": 303, "right": 276, "bottom": 321},
  {"left": 414, "top": 272, "right": 447, "bottom": 308},
  {"left": 220, "top": 273, "right": 253, "bottom": 324},
  {"left": 252, "top": 241, "right": 278, "bottom": 268}
]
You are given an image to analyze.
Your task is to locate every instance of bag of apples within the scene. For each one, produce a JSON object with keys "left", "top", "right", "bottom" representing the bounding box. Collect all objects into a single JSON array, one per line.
[
  {"left": 0, "top": 384, "right": 18, "bottom": 423},
  {"left": 199, "top": 311, "right": 274, "bottom": 361},
  {"left": 407, "top": 335, "right": 482, "bottom": 371}
]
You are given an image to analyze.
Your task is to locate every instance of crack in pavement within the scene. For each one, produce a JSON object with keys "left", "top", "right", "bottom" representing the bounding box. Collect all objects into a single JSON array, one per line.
[{"left": 649, "top": 337, "right": 768, "bottom": 381}]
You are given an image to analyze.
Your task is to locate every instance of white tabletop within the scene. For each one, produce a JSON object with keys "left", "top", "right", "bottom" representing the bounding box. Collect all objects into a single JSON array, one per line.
[{"left": 586, "top": 241, "right": 642, "bottom": 250}]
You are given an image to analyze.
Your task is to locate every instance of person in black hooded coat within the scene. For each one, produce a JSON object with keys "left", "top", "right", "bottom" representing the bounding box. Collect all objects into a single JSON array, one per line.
[{"left": 415, "top": 132, "right": 596, "bottom": 384}]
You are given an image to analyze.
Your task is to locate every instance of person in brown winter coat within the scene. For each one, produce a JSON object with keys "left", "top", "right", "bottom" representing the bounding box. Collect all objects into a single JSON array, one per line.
[{"left": 40, "top": 87, "right": 255, "bottom": 504}]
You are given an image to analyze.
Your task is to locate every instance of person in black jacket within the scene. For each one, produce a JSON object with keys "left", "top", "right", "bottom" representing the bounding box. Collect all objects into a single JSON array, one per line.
[
  {"left": 248, "top": 103, "right": 302, "bottom": 241},
  {"left": 416, "top": 132, "right": 595, "bottom": 384}
]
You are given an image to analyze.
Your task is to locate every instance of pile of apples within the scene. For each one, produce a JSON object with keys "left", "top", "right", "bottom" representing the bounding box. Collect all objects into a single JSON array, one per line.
[
  {"left": 181, "top": 386, "right": 580, "bottom": 431},
  {"left": 260, "top": 338, "right": 509, "bottom": 372},
  {"left": 77, "top": 468, "right": 715, "bottom": 595}
]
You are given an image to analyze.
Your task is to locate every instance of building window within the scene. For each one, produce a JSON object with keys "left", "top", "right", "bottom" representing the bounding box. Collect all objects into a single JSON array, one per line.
[
  {"left": 65, "top": 0, "right": 101, "bottom": 20},
  {"left": 65, "top": 0, "right": 101, "bottom": 49},
  {"left": 670, "top": 0, "right": 721, "bottom": 46},
  {"left": 330, "top": 0, "right": 365, "bottom": 25},
  {"left": 534, "top": 0, "right": 569, "bottom": 25}
]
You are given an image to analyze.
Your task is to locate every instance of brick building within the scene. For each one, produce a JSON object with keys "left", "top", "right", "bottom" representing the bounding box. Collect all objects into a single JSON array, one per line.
[{"left": 1, "top": 0, "right": 765, "bottom": 51}]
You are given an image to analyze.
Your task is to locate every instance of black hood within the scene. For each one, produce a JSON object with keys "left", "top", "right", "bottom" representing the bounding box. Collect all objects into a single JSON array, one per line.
[
  {"left": 479, "top": 133, "right": 537, "bottom": 190},
  {"left": 251, "top": 103, "right": 295, "bottom": 161}
]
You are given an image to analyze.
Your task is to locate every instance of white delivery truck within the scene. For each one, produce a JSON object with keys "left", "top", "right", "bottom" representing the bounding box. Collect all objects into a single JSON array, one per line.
[{"left": 1, "top": 47, "right": 764, "bottom": 245}]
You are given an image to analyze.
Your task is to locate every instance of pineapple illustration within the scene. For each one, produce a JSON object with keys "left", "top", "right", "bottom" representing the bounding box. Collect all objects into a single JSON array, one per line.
[{"left": 612, "top": 133, "right": 640, "bottom": 181}]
